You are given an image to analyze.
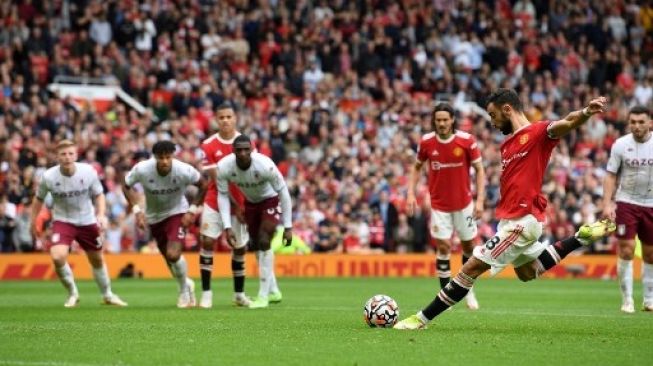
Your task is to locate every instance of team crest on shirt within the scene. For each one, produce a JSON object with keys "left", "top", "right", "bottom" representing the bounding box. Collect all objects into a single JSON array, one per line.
[
  {"left": 52, "top": 233, "right": 60, "bottom": 243},
  {"left": 618, "top": 224, "right": 626, "bottom": 236},
  {"left": 254, "top": 171, "right": 260, "bottom": 180},
  {"left": 149, "top": 179, "right": 154, "bottom": 183},
  {"left": 519, "top": 134, "right": 529, "bottom": 145},
  {"left": 431, "top": 224, "right": 438, "bottom": 233},
  {"left": 453, "top": 147, "right": 463, "bottom": 157}
]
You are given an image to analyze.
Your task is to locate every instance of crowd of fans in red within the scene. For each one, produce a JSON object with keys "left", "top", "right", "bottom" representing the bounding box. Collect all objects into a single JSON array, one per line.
[{"left": 1, "top": 0, "right": 652, "bottom": 255}]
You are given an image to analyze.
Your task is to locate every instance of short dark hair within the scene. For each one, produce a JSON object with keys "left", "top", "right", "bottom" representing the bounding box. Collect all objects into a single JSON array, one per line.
[
  {"left": 485, "top": 88, "right": 523, "bottom": 112},
  {"left": 152, "top": 140, "right": 176, "bottom": 155},
  {"left": 216, "top": 101, "right": 234, "bottom": 112},
  {"left": 432, "top": 103, "right": 455, "bottom": 119},
  {"left": 233, "top": 134, "right": 251, "bottom": 146},
  {"left": 628, "top": 105, "right": 650, "bottom": 117}
]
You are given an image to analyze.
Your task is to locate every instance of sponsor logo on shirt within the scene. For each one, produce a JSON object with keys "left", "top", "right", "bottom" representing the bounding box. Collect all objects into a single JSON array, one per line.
[
  {"left": 501, "top": 151, "right": 529, "bottom": 170},
  {"left": 430, "top": 161, "right": 464, "bottom": 171},
  {"left": 625, "top": 158, "right": 653, "bottom": 166},
  {"left": 52, "top": 188, "right": 90, "bottom": 198},
  {"left": 147, "top": 187, "right": 182, "bottom": 195},
  {"left": 431, "top": 150, "right": 439, "bottom": 156},
  {"left": 235, "top": 180, "right": 267, "bottom": 188}
]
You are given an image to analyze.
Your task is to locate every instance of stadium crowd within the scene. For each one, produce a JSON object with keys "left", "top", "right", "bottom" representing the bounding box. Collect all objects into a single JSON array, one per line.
[{"left": 1, "top": 0, "right": 651, "bottom": 255}]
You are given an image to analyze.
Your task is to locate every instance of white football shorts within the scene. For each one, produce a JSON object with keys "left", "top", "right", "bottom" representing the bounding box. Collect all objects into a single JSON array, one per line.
[
  {"left": 473, "top": 214, "right": 548, "bottom": 276},
  {"left": 200, "top": 204, "right": 249, "bottom": 249},
  {"left": 430, "top": 201, "right": 478, "bottom": 241}
]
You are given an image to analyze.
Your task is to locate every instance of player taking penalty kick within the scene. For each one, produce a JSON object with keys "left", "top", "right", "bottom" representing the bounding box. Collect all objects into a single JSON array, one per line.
[
  {"left": 123, "top": 141, "right": 207, "bottom": 308},
  {"left": 31, "top": 140, "right": 127, "bottom": 307},
  {"left": 395, "top": 89, "right": 616, "bottom": 330},
  {"left": 216, "top": 135, "right": 293, "bottom": 309}
]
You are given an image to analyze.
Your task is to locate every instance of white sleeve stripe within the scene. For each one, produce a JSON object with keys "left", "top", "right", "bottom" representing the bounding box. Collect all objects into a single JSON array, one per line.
[
  {"left": 471, "top": 157, "right": 482, "bottom": 163},
  {"left": 202, "top": 164, "right": 217, "bottom": 170}
]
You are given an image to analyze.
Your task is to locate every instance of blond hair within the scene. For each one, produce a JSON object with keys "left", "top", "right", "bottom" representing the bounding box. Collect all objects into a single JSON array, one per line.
[{"left": 55, "top": 139, "right": 76, "bottom": 151}]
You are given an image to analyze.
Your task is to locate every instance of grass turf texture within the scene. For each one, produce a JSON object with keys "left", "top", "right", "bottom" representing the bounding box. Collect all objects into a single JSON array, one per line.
[{"left": 1, "top": 278, "right": 652, "bottom": 366}]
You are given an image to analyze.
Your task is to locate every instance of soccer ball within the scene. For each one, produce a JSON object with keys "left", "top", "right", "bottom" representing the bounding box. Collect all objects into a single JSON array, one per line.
[{"left": 363, "top": 294, "right": 399, "bottom": 328}]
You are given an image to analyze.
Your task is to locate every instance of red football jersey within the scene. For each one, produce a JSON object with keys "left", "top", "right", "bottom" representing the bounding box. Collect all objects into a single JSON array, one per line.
[
  {"left": 496, "top": 121, "right": 559, "bottom": 221},
  {"left": 200, "top": 133, "right": 245, "bottom": 211},
  {"left": 417, "top": 130, "right": 482, "bottom": 212}
]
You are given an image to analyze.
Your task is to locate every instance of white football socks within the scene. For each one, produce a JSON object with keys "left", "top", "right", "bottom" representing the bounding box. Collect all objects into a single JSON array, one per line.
[
  {"left": 257, "top": 250, "right": 272, "bottom": 299},
  {"left": 170, "top": 256, "right": 189, "bottom": 292},
  {"left": 617, "top": 258, "right": 633, "bottom": 301},
  {"left": 643, "top": 262, "right": 653, "bottom": 306},
  {"left": 268, "top": 250, "right": 280, "bottom": 294},
  {"left": 92, "top": 263, "right": 112, "bottom": 297},
  {"left": 55, "top": 262, "right": 78, "bottom": 296}
]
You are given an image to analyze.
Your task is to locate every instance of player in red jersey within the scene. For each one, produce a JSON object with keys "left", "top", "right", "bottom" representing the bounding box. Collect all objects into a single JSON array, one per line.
[
  {"left": 408, "top": 103, "right": 485, "bottom": 310},
  {"left": 395, "top": 89, "right": 616, "bottom": 329},
  {"left": 198, "top": 103, "right": 251, "bottom": 308}
]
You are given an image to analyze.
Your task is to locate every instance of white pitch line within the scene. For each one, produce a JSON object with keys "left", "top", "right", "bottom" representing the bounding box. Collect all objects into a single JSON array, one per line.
[
  {"left": 281, "top": 306, "right": 643, "bottom": 319},
  {"left": 0, "top": 361, "right": 128, "bottom": 366}
]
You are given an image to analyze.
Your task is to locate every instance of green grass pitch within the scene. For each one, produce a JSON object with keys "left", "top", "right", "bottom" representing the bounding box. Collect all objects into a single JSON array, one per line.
[{"left": 1, "top": 278, "right": 652, "bottom": 366}]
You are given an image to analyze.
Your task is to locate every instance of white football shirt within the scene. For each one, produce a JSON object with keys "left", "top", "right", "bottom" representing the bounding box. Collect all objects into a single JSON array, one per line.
[
  {"left": 125, "top": 158, "right": 201, "bottom": 224},
  {"left": 606, "top": 134, "right": 653, "bottom": 207},
  {"left": 215, "top": 152, "right": 286, "bottom": 203},
  {"left": 36, "top": 163, "right": 104, "bottom": 225},
  {"left": 216, "top": 152, "right": 292, "bottom": 228}
]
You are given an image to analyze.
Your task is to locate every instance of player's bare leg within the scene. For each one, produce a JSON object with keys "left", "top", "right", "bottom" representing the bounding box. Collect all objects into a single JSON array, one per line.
[
  {"left": 199, "top": 234, "right": 215, "bottom": 308},
  {"left": 642, "top": 244, "right": 653, "bottom": 311},
  {"left": 166, "top": 241, "right": 194, "bottom": 308},
  {"left": 50, "top": 244, "right": 79, "bottom": 307},
  {"left": 617, "top": 239, "right": 636, "bottom": 313},
  {"left": 460, "top": 239, "right": 479, "bottom": 310},
  {"left": 86, "top": 250, "right": 127, "bottom": 306}
]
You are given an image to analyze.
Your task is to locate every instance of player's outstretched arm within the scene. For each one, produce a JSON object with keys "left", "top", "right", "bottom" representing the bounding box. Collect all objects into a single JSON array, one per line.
[{"left": 547, "top": 96, "right": 607, "bottom": 139}]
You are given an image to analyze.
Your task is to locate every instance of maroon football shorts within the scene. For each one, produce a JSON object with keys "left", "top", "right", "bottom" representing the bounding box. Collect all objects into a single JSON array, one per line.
[
  {"left": 616, "top": 202, "right": 653, "bottom": 244},
  {"left": 244, "top": 196, "right": 281, "bottom": 246},
  {"left": 51, "top": 221, "right": 102, "bottom": 251}
]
